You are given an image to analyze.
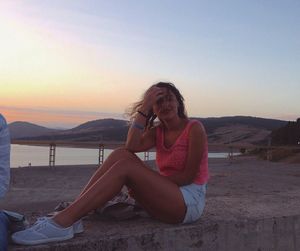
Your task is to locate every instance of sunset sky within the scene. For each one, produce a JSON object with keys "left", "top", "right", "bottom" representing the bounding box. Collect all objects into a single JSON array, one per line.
[{"left": 0, "top": 1, "right": 299, "bottom": 128}]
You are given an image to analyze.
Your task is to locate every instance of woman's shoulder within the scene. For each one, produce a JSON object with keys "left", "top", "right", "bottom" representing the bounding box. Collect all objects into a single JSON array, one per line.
[
  {"left": 187, "top": 119, "right": 204, "bottom": 128},
  {"left": 187, "top": 119, "right": 207, "bottom": 135}
]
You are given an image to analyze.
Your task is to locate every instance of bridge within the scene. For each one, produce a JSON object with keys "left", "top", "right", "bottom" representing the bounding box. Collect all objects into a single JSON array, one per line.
[{"left": 11, "top": 139, "right": 300, "bottom": 167}]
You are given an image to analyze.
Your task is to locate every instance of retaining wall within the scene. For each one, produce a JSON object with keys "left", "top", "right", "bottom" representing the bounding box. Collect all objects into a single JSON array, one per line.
[{"left": 10, "top": 215, "right": 300, "bottom": 251}]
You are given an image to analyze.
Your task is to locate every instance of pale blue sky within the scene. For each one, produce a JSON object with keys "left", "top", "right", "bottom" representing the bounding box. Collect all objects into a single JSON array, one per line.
[{"left": 0, "top": 0, "right": 299, "bottom": 127}]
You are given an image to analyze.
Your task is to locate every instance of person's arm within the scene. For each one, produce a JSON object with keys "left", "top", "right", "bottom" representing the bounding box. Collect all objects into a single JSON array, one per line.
[
  {"left": 125, "top": 113, "right": 156, "bottom": 152},
  {"left": 0, "top": 114, "right": 10, "bottom": 199},
  {"left": 166, "top": 123, "right": 206, "bottom": 186},
  {"left": 126, "top": 87, "right": 163, "bottom": 152}
]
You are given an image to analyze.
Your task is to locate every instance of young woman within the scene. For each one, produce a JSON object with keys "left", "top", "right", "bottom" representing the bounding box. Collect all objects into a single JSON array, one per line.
[{"left": 12, "top": 82, "right": 209, "bottom": 245}]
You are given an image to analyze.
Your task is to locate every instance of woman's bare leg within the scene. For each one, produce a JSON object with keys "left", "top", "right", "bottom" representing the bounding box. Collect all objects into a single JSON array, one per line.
[
  {"left": 54, "top": 150, "right": 186, "bottom": 226},
  {"left": 77, "top": 148, "right": 132, "bottom": 197}
]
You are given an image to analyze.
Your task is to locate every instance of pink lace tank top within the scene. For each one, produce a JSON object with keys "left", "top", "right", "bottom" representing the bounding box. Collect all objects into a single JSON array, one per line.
[{"left": 156, "top": 120, "right": 209, "bottom": 185}]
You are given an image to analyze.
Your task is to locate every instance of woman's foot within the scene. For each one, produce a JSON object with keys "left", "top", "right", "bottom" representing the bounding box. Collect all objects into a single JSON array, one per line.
[
  {"left": 35, "top": 216, "right": 84, "bottom": 234},
  {"left": 11, "top": 218, "right": 74, "bottom": 245}
]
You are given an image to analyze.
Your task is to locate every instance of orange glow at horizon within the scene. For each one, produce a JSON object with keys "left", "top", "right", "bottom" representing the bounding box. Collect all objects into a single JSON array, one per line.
[
  {"left": 1, "top": 107, "right": 87, "bottom": 126},
  {"left": 1, "top": 2, "right": 298, "bottom": 125},
  {"left": 1, "top": 106, "right": 126, "bottom": 128}
]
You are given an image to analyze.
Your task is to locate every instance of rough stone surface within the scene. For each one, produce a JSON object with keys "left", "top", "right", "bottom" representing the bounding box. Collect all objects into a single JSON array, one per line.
[{"left": 2, "top": 156, "right": 300, "bottom": 251}]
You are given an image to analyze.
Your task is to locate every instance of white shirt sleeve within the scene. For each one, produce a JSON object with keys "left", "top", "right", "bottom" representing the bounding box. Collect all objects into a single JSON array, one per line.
[{"left": 0, "top": 114, "right": 10, "bottom": 199}]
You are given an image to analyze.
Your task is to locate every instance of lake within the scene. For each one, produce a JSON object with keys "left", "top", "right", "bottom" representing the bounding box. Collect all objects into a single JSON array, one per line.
[{"left": 10, "top": 144, "right": 234, "bottom": 168}]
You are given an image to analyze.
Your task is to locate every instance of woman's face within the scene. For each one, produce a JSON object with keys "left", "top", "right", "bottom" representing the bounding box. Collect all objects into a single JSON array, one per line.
[{"left": 152, "top": 88, "right": 179, "bottom": 120}]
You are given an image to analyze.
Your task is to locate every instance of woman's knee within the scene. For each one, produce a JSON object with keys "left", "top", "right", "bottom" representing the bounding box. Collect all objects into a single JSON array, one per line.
[
  {"left": 109, "top": 156, "right": 142, "bottom": 177},
  {"left": 110, "top": 147, "right": 138, "bottom": 160}
]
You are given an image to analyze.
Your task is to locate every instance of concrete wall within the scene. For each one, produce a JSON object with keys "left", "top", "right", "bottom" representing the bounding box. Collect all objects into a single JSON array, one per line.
[{"left": 10, "top": 215, "right": 300, "bottom": 251}]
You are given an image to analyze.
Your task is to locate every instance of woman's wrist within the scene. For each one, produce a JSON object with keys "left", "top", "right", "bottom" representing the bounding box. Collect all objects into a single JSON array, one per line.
[
  {"left": 138, "top": 105, "right": 150, "bottom": 117},
  {"left": 132, "top": 121, "right": 145, "bottom": 131},
  {"left": 137, "top": 110, "right": 148, "bottom": 118}
]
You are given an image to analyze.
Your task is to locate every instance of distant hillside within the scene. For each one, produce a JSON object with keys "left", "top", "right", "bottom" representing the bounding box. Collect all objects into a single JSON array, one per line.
[
  {"left": 271, "top": 118, "right": 300, "bottom": 145},
  {"left": 71, "top": 119, "right": 128, "bottom": 132},
  {"left": 9, "top": 121, "right": 61, "bottom": 139},
  {"left": 193, "top": 116, "right": 287, "bottom": 145},
  {"left": 12, "top": 119, "right": 129, "bottom": 142},
  {"left": 194, "top": 116, "right": 286, "bottom": 134},
  {"left": 10, "top": 116, "right": 288, "bottom": 145}
]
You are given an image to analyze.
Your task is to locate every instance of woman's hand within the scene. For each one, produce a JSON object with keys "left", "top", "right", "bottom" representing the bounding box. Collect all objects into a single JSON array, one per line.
[{"left": 140, "top": 87, "right": 164, "bottom": 113}]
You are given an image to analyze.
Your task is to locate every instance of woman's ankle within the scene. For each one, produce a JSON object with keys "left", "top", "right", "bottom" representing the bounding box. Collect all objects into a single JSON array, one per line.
[{"left": 52, "top": 214, "right": 73, "bottom": 228}]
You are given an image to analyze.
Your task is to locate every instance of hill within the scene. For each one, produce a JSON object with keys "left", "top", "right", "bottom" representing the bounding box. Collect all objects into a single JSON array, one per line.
[
  {"left": 270, "top": 118, "right": 300, "bottom": 145},
  {"left": 10, "top": 116, "right": 288, "bottom": 145},
  {"left": 10, "top": 119, "right": 129, "bottom": 142},
  {"left": 194, "top": 116, "right": 287, "bottom": 145},
  {"left": 195, "top": 116, "right": 286, "bottom": 133},
  {"left": 71, "top": 119, "right": 128, "bottom": 132},
  {"left": 8, "top": 121, "right": 62, "bottom": 139}
]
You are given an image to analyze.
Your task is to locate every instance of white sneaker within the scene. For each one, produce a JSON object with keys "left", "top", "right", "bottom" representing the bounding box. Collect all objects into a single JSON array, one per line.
[
  {"left": 34, "top": 217, "right": 84, "bottom": 234},
  {"left": 11, "top": 218, "right": 74, "bottom": 245},
  {"left": 73, "top": 219, "right": 84, "bottom": 234}
]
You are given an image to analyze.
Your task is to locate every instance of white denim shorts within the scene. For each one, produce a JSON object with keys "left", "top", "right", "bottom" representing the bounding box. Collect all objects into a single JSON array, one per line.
[{"left": 180, "top": 183, "right": 206, "bottom": 224}]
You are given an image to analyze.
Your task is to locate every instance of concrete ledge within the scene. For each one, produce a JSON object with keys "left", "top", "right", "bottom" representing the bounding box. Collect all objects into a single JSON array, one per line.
[
  {"left": 5, "top": 158, "right": 300, "bottom": 251},
  {"left": 9, "top": 214, "right": 300, "bottom": 251}
]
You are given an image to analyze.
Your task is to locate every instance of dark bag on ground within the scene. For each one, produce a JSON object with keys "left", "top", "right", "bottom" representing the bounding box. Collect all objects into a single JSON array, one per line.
[{"left": 3, "top": 210, "right": 29, "bottom": 233}]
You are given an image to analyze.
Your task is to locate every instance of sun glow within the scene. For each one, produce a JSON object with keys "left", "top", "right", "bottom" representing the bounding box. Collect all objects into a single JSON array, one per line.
[
  {"left": 1, "top": 1, "right": 299, "bottom": 126},
  {"left": 0, "top": 4, "right": 136, "bottom": 114},
  {"left": 0, "top": 15, "right": 73, "bottom": 80}
]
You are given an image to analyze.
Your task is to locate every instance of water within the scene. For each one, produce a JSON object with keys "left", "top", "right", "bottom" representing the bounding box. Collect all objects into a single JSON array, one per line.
[{"left": 10, "top": 144, "right": 234, "bottom": 168}]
